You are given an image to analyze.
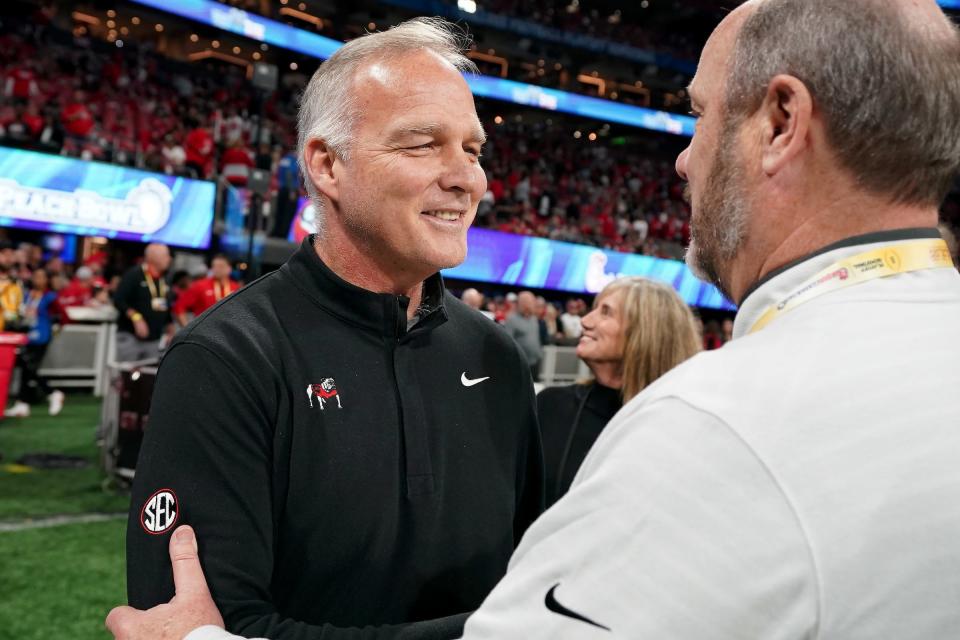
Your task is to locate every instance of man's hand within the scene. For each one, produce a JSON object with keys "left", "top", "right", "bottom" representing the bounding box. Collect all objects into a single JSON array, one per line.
[
  {"left": 133, "top": 318, "right": 150, "bottom": 340},
  {"left": 106, "top": 526, "right": 224, "bottom": 639}
]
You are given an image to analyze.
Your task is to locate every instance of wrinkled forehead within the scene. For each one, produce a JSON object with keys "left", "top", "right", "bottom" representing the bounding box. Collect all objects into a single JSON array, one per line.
[
  {"left": 351, "top": 51, "right": 482, "bottom": 131},
  {"left": 353, "top": 50, "right": 469, "bottom": 101}
]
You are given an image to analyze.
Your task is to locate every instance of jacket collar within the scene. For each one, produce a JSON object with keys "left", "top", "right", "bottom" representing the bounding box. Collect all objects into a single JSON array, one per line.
[
  {"left": 281, "top": 235, "right": 449, "bottom": 340},
  {"left": 733, "top": 227, "right": 941, "bottom": 340}
]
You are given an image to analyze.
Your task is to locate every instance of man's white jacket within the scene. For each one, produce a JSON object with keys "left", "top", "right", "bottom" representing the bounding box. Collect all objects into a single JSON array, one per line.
[{"left": 463, "top": 229, "right": 960, "bottom": 639}]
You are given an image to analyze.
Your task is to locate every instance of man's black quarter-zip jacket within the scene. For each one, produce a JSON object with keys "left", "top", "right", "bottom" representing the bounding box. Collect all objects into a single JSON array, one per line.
[{"left": 126, "top": 236, "right": 545, "bottom": 639}]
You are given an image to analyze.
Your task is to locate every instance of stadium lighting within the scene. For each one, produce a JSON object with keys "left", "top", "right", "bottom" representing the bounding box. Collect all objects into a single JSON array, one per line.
[{"left": 458, "top": 0, "right": 478, "bottom": 13}]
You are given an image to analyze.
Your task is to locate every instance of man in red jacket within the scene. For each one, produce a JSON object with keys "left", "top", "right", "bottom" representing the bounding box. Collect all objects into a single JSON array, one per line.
[{"left": 172, "top": 255, "right": 240, "bottom": 327}]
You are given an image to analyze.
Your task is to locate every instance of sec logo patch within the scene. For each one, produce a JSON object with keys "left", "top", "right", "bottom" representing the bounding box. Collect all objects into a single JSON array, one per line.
[{"left": 140, "top": 488, "right": 179, "bottom": 535}]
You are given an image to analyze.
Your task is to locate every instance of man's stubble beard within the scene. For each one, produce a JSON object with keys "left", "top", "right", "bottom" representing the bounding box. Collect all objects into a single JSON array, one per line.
[{"left": 684, "top": 120, "right": 750, "bottom": 302}]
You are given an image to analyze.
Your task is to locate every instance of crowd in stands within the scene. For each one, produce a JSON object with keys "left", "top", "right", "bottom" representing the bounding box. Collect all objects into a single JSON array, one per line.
[
  {"left": 0, "top": 11, "right": 692, "bottom": 257},
  {"left": 479, "top": 119, "right": 691, "bottom": 258},
  {"left": 3, "top": 10, "right": 957, "bottom": 262},
  {"left": 468, "top": 0, "right": 710, "bottom": 62},
  {"left": 0, "top": 13, "right": 299, "bottom": 182}
]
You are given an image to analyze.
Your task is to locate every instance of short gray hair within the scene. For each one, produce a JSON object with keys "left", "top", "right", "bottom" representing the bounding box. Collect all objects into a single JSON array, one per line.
[
  {"left": 725, "top": 0, "right": 960, "bottom": 206},
  {"left": 297, "top": 17, "right": 478, "bottom": 211}
]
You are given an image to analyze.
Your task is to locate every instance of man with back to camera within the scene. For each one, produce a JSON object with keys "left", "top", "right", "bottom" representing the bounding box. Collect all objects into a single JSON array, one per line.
[
  {"left": 109, "top": 0, "right": 960, "bottom": 638},
  {"left": 120, "top": 17, "right": 542, "bottom": 640}
]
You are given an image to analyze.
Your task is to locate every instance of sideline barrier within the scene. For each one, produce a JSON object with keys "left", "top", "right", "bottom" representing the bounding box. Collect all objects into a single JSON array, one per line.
[
  {"left": 38, "top": 308, "right": 118, "bottom": 397},
  {"left": 540, "top": 345, "right": 591, "bottom": 387}
]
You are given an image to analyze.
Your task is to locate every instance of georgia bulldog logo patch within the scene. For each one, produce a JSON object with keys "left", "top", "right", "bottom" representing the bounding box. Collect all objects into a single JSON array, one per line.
[
  {"left": 306, "top": 378, "right": 342, "bottom": 410},
  {"left": 140, "top": 488, "right": 179, "bottom": 535}
]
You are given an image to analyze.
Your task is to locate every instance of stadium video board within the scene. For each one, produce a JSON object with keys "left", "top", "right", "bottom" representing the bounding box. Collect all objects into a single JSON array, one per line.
[
  {"left": 130, "top": 0, "right": 696, "bottom": 138},
  {"left": 445, "top": 228, "right": 734, "bottom": 310},
  {"left": 286, "top": 201, "right": 732, "bottom": 310},
  {"left": 0, "top": 147, "right": 216, "bottom": 249}
]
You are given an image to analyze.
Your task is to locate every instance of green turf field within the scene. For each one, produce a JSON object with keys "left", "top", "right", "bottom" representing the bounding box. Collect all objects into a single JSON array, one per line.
[{"left": 0, "top": 394, "right": 129, "bottom": 639}]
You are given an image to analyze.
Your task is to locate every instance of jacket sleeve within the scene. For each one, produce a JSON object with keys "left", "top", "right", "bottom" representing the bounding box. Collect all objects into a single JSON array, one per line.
[{"left": 126, "top": 342, "right": 470, "bottom": 640}]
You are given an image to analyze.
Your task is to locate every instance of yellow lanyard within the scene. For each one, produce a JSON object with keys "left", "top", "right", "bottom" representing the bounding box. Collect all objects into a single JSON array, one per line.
[
  {"left": 143, "top": 265, "right": 167, "bottom": 300},
  {"left": 749, "top": 239, "right": 953, "bottom": 334}
]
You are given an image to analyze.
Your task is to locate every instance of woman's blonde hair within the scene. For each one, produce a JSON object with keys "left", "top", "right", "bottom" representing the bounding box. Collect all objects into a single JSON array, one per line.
[{"left": 597, "top": 277, "right": 702, "bottom": 402}]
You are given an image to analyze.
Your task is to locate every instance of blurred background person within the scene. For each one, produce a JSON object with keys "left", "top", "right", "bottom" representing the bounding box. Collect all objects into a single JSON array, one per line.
[
  {"left": 461, "top": 287, "right": 494, "bottom": 320},
  {"left": 0, "top": 263, "right": 23, "bottom": 331},
  {"left": 5, "top": 268, "right": 63, "bottom": 417},
  {"left": 504, "top": 290, "right": 543, "bottom": 380},
  {"left": 173, "top": 255, "right": 240, "bottom": 328},
  {"left": 541, "top": 300, "right": 563, "bottom": 344},
  {"left": 55, "top": 265, "right": 95, "bottom": 322},
  {"left": 559, "top": 298, "right": 583, "bottom": 342},
  {"left": 113, "top": 243, "right": 173, "bottom": 362},
  {"left": 537, "top": 277, "right": 701, "bottom": 507}
]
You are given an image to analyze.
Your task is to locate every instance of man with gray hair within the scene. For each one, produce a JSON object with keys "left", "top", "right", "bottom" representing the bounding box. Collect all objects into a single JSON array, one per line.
[{"left": 119, "top": 17, "right": 542, "bottom": 640}]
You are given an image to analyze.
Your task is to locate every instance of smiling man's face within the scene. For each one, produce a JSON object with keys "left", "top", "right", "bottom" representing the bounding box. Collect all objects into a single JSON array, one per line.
[{"left": 332, "top": 50, "right": 488, "bottom": 277}]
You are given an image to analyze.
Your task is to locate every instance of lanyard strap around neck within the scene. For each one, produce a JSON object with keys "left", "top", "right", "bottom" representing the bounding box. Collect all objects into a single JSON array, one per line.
[
  {"left": 143, "top": 265, "right": 167, "bottom": 300},
  {"left": 749, "top": 239, "right": 952, "bottom": 334}
]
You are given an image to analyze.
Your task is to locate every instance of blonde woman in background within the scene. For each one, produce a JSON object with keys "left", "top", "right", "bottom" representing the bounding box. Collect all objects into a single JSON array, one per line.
[{"left": 537, "top": 277, "right": 702, "bottom": 507}]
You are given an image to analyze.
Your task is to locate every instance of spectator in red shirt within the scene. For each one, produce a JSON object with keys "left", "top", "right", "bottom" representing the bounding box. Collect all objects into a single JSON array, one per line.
[
  {"left": 184, "top": 121, "right": 215, "bottom": 179},
  {"left": 56, "top": 265, "right": 96, "bottom": 319},
  {"left": 5, "top": 63, "right": 38, "bottom": 103},
  {"left": 21, "top": 102, "right": 44, "bottom": 140},
  {"left": 220, "top": 140, "right": 254, "bottom": 187},
  {"left": 173, "top": 255, "right": 240, "bottom": 327},
  {"left": 61, "top": 90, "right": 94, "bottom": 152}
]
